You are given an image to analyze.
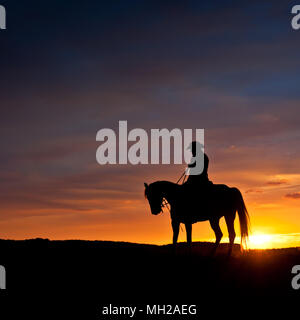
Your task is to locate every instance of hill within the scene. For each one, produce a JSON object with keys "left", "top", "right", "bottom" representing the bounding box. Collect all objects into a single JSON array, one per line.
[{"left": 0, "top": 239, "right": 299, "bottom": 317}]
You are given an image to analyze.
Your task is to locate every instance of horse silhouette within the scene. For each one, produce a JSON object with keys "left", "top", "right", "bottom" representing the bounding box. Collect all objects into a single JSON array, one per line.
[{"left": 144, "top": 181, "right": 250, "bottom": 256}]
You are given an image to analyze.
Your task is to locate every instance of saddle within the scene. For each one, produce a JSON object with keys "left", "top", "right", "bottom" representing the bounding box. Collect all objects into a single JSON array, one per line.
[
  {"left": 180, "top": 181, "right": 227, "bottom": 215},
  {"left": 182, "top": 180, "right": 213, "bottom": 196}
]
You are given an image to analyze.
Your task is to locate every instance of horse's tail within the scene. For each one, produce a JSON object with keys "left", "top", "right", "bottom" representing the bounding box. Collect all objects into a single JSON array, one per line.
[{"left": 232, "top": 188, "right": 250, "bottom": 249}]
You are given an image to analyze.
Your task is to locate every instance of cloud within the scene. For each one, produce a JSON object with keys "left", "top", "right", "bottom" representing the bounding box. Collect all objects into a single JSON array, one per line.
[
  {"left": 245, "top": 189, "right": 263, "bottom": 194},
  {"left": 285, "top": 192, "right": 300, "bottom": 199},
  {"left": 266, "top": 179, "right": 288, "bottom": 186}
]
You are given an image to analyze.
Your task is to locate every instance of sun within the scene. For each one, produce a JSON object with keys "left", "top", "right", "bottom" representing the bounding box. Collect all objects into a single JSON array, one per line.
[{"left": 248, "top": 234, "right": 273, "bottom": 249}]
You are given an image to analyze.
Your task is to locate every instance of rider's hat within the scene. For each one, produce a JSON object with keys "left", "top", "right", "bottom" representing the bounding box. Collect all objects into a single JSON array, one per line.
[{"left": 187, "top": 141, "right": 204, "bottom": 151}]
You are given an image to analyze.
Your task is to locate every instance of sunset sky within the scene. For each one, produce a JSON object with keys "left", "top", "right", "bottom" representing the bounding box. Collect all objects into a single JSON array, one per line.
[{"left": 1, "top": 1, "right": 300, "bottom": 248}]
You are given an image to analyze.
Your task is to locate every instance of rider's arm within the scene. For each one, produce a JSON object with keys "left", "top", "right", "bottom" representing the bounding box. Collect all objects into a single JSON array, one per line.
[{"left": 188, "top": 158, "right": 196, "bottom": 168}]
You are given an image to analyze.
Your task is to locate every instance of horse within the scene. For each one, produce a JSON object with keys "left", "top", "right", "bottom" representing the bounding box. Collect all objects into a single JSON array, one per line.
[{"left": 144, "top": 180, "right": 250, "bottom": 256}]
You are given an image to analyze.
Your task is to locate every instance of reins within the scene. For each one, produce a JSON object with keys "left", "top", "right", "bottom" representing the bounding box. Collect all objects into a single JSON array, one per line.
[
  {"left": 161, "top": 198, "right": 171, "bottom": 213},
  {"left": 161, "top": 198, "right": 184, "bottom": 233},
  {"left": 161, "top": 170, "right": 187, "bottom": 212},
  {"left": 176, "top": 170, "right": 187, "bottom": 184},
  {"left": 159, "top": 171, "right": 187, "bottom": 234}
]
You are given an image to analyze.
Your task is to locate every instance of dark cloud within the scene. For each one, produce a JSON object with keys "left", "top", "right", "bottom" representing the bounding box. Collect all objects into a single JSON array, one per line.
[{"left": 285, "top": 192, "right": 300, "bottom": 199}]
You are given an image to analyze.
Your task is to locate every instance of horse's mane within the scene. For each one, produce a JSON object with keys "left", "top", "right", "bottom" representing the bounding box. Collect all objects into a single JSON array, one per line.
[{"left": 144, "top": 180, "right": 179, "bottom": 198}]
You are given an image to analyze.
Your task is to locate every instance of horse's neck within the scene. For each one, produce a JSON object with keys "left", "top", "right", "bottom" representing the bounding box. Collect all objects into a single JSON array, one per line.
[{"left": 159, "top": 181, "right": 178, "bottom": 203}]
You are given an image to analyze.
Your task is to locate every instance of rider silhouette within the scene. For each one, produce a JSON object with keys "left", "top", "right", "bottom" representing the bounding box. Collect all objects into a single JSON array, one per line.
[{"left": 184, "top": 141, "right": 211, "bottom": 189}]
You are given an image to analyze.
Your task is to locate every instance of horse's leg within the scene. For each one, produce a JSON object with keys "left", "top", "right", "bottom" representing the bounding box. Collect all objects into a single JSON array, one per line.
[
  {"left": 225, "top": 212, "right": 236, "bottom": 257},
  {"left": 172, "top": 220, "right": 180, "bottom": 249},
  {"left": 185, "top": 223, "right": 192, "bottom": 254},
  {"left": 209, "top": 218, "right": 223, "bottom": 256},
  {"left": 185, "top": 223, "right": 192, "bottom": 245}
]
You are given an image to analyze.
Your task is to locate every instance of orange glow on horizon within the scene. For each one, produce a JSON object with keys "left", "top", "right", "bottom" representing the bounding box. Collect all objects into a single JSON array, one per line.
[
  {"left": 248, "top": 233, "right": 274, "bottom": 249},
  {"left": 204, "top": 232, "right": 300, "bottom": 249}
]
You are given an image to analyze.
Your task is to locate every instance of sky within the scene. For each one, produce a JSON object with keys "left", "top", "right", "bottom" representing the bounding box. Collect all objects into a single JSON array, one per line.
[{"left": 1, "top": 0, "right": 300, "bottom": 248}]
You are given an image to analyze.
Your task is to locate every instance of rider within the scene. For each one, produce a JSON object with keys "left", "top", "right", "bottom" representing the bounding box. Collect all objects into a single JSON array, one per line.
[{"left": 184, "top": 141, "right": 211, "bottom": 191}]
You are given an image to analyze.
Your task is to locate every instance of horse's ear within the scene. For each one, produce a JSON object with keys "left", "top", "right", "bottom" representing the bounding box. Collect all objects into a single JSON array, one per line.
[{"left": 144, "top": 182, "right": 148, "bottom": 188}]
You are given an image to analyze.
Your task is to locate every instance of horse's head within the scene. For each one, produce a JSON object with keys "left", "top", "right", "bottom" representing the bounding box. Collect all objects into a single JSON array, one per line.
[{"left": 144, "top": 182, "right": 163, "bottom": 215}]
